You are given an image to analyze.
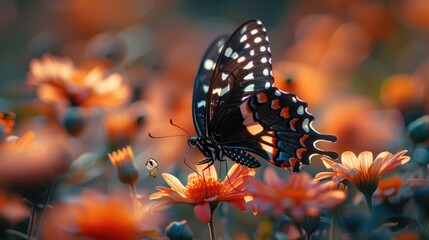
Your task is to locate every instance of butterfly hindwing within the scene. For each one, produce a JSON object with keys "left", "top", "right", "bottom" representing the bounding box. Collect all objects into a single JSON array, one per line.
[
  {"left": 220, "top": 87, "right": 338, "bottom": 172},
  {"left": 193, "top": 36, "right": 228, "bottom": 136},
  {"left": 206, "top": 20, "right": 274, "bottom": 136}
]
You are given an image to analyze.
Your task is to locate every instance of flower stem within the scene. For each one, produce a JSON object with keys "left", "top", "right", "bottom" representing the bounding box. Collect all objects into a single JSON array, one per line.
[
  {"left": 208, "top": 217, "right": 216, "bottom": 240},
  {"left": 363, "top": 192, "right": 374, "bottom": 216}
]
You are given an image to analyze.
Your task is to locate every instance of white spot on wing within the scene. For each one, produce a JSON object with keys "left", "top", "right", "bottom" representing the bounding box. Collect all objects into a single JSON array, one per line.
[
  {"left": 260, "top": 46, "right": 266, "bottom": 52},
  {"left": 244, "top": 43, "right": 250, "bottom": 49},
  {"left": 265, "top": 82, "right": 271, "bottom": 88},
  {"left": 238, "top": 56, "right": 245, "bottom": 63},
  {"left": 263, "top": 68, "right": 269, "bottom": 76},
  {"left": 261, "top": 57, "right": 267, "bottom": 63},
  {"left": 224, "top": 47, "right": 232, "bottom": 57},
  {"left": 250, "top": 50, "right": 255, "bottom": 56},
  {"left": 240, "top": 34, "right": 248, "bottom": 42},
  {"left": 231, "top": 52, "right": 238, "bottom": 59},
  {"left": 244, "top": 61, "right": 254, "bottom": 70},
  {"left": 244, "top": 84, "right": 255, "bottom": 92},
  {"left": 275, "top": 90, "right": 281, "bottom": 96},
  {"left": 257, "top": 20, "right": 262, "bottom": 25},
  {"left": 213, "top": 85, "right": 230, "bottom": 97},
  {"left": 197, "top": 100, "right": 206, "bottom": 108},
  {"left": 303, "top": 118, "right": 310, "bottom": 133},
  {"left": 292, "top": 97, "right": 297, "bottom": 103},
  {"left": 251, "top": 29, "right": 258, "bottom": 35},
  {"left": 221, "top": 73, "right": 228, "bottom": 81},
  {"left": 297, "top": 106, "right": 304, "bottom": 115},
  {"left": 203, "top": 85, "right": 209, "bottom": 93},
  {"left": 254, "top": 37, "right": 262, "bottom": 43},
  {"left": 204, "top": 59, "right": 214, "bottom": 70},
  {"left": 244, "top": 73, "right": 254, "bottom": 80}
]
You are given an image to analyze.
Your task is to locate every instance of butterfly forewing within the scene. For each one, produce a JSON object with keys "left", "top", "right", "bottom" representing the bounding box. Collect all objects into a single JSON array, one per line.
[
  {"left": 206, "top": 20, "right": 274, "bottom": 135},
  {"left": 192, "top": 36, "right": 228, "bottom": 136}
]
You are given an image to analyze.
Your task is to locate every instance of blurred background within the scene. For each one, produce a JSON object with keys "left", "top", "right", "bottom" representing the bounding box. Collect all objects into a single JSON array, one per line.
[{"left": 0, "top": 0, "right": 428, "bottom": 239}]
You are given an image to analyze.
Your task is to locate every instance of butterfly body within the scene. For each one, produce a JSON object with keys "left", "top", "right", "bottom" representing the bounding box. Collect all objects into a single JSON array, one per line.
[{"left": 190, "top": 20, "right": 338, "bottom": 172}]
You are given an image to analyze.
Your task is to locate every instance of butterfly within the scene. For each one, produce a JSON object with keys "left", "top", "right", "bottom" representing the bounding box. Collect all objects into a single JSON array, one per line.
[
  {"left": 187, "top": 19, "right": 338, "bottom": 172},
  {"left": 145, "top": 158, "right": 159, "bottom": 178}
]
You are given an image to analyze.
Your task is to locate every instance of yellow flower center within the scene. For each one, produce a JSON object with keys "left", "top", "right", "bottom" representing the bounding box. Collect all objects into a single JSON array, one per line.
[{"left": 185, "top": 176, "right": 223, "bottom": 205}]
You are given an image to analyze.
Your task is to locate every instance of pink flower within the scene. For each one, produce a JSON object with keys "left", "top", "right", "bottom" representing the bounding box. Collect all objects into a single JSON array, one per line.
[{"left": 248, "top": 169, "right": 346, "bottom": 222}]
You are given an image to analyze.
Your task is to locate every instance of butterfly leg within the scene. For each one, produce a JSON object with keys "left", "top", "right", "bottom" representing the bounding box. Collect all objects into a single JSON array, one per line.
[{"left": 195, "top": 158, "right": 216, "bottom": 172}]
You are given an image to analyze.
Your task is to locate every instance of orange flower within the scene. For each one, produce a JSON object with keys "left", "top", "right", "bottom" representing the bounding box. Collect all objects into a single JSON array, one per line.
[
  {"left": 373, "top": 176, "right": 412, "bottom": 205},
  {"left": 0, "top": 111, "right": 15, "bottom": 135},
  {"left": 248, "top": 169, "right": 346, "bottom": 222},
  {"left": 0, "top": 131, "right": 67, "bottom": 195},
  {"left": 379, "top": 74, "right": 424, "bottom": 111},
  {"left": 315, "top": 150, "right": 410, "bottom": 195},
  {"left": 0, "top": 190, "right": 29, "bottom": 226},
  {"left": 104, "top": 107, "right": 143, "bottom": 148},
  {"left": 108, "top": 146, "right": 139, "bottom": 186},
  {"left": 318, "top": 96, "right": 403, "bottom": 153},
  {"left": 41, "top": 190, "right": 152, "bottom": 240},
  {"left": 149, "top": 163, "right": 255, "bottom": 224},
  {"left": 27, "top": 54, "right": 130, "bottom": 111}
]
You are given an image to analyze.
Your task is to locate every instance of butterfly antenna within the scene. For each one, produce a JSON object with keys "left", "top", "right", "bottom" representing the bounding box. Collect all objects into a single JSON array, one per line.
[
  {"left": 169, "top": 119, "right": 191, "bottom": 137},
  {"left": 148, "top": 119, "right": 190, "bottom": 138}
]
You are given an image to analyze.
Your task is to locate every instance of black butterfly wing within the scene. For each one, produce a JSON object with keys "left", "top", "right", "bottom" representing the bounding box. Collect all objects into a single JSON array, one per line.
[
  {"left": 205, "top": 20, "right": 274, "bottom": 136},
  {"left": 192, "top": 36, "right": 228, "bottom": 136},
  {"left": 220, "top": 87, "right": 338, "bottom": 172}
]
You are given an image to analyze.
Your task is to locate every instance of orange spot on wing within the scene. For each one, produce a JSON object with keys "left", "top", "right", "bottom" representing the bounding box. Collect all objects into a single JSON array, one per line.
[
  {"left": 257, "top": 92, "right": 268, "bottom": 103},
  {"left": 296, "top": 148, "right": 308, "bottom": 159},
  {"left": 247, "top": 124, "right": 264, "bottom": 135},
  {"left": 300, "top": 134, "right": 309, "bottom": 146},
  {"left": 290, "top": 118, "right": 299, "bottom": 131},
  {"left": 271, "top": 99, "right": 280, "bottom": 109},
  {"left": 280, "top": 107, "right": 290, "bottom": 118},
  {"left": 288, "top": 157, "right": 299, "bottom": 168}
]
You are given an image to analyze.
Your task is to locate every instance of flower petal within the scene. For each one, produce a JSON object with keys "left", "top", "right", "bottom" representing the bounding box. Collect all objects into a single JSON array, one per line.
[
  {"left": 341, "top": 151, "right": 358, "bottom": 170},
  {"left": 357, "top": 151, "right": 373, "bottom": 173},
  {"left": 194, "top": 202, "right": 212, "bottom": 224},
  {"left": 162, "top": 173, "right": 187, "bottom": 194}
]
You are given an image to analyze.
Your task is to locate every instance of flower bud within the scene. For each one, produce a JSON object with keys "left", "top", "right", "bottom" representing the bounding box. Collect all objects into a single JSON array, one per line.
[
  {"left": 63, "top": 107, "right": 87, "bottom": 136},
  {"left": 108, "top": 146, "right": 139, "bottom": 186},
  {"left": 407, "top": 115, "right": 429, "bottom": 143},
  {"left": 165, "top": 220, "right": 193, "bottom": 240}
]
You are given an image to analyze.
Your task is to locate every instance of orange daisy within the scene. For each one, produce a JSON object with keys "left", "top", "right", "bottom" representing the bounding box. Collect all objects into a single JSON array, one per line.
[
  {"left": 149, "top": 163, "right": 255, "bottom": 224},
  {"left": 247, "top": 169, "right": 346, "bottom": 223},
  {"left": 315, "top": 150, "right": 410, "bottom": 196},
  {"left": 41, "top": 190, "right": 160, "bottom": 240},
  {"left": 27, "top": 54, "right": 130, "bottom": 112},
  {"left": 0, "top": 131, "right": 67, "bottom": 195}
]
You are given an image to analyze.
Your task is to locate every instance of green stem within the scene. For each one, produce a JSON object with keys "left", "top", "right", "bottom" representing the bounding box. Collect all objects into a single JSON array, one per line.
[
  {"left": 363, "top": 192, "right": 374, "bottom": 216},
  {"left": 208, "top": 217, "right": 215, "bottom": 240}
]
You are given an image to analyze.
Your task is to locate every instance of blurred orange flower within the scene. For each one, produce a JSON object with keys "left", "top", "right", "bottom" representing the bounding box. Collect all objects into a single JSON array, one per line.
[
  {"left": 0, "top": 131, "right": 67, "bottom": 195},
  {"left": 248, "top": 169, "right": 346, "bottom": 222},
  {"left": 41, "top": 190, "right": 157, "bottom": 240},
  {"left": 315, "top": 150, "right": 410, "bottom": 196},
  {"left": 0, "top": 190, "right": 29, "bottom": 226},
  {"left": 373, "top": 176, "right": 412, "bottom": 204},
  {"left": 0, "top": 111, "right": 15, "bottom": 135},
  {"left": 149, "top": 163, "right": 255, "bottom": 224},
  {"left": 104, "top": 107, "right": 142, "bottom": 148},
  {"left": 379, "top": 74, "right": 424, "bottom": 111},
  {"left": 318, "top": 96, "right": 403, "bottom": 153},
  {"left": 27, "top": 54, "right": 131, "bottom": 112}
]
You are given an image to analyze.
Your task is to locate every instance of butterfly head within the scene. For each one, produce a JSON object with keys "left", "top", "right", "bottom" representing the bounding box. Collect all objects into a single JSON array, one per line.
[{"left": 187, "top": 137, "right": 198, "bottom": 148}]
